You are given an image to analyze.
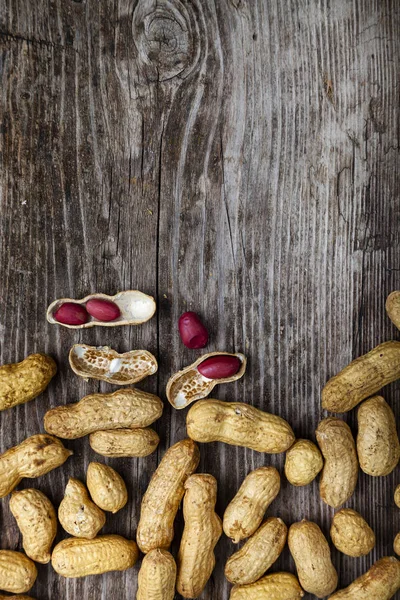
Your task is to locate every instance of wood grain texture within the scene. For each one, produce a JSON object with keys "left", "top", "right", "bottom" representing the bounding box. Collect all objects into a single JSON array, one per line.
[{"left": 0, "top": 0, "right": 399, "bottom": 598}]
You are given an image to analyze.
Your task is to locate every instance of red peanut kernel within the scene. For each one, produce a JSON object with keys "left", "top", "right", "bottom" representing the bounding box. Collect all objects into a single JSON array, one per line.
[
  {"left": 53, "top": 303, "right": 89, "bottom": 325},
  {"left": 197, "top": 356, "right": 241, "bottom": 379},
  {"left": 86, "top": 299, "right": 121, "bottom": 322},
  {"left": 178, "top": 312, "right": 208, "bottom": 349}
]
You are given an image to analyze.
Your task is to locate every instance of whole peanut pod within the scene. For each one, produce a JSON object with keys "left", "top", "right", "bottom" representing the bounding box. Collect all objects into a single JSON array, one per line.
[
  {"left": 316, "top": 418, "right": 358, "bottom": 508},
  {"left": 230, "top": 572, "right": 304, "bottom": 600},
  {"left": 177, "top": 474, "right": 222, "bottom": 598},
  {"left": 137, "top": 438, "right": 200, "bottom": 553},
  {"left": 9, "top": 489, "right": 57, "bottom": 564},
  {"left": 87, "top": 462, "right": 128, "bottom": 513},
  {"left": 187, "top": 399, "right": 295, "bottom": 453},
  {"left": 357, "top": 396, "right": 400, "bottom": 476},
  {"left": 44, "top": 388, "right": 163, "bottom": 439},
  {"left": 51, "top": 535, "right": 139, "bottom": 577},
  {"left": 330, "top": 509, "right": 375, "bottom": 557},
  {"left": 58, "top": 478, "right": 106, "bottom": 539},
  {"left": 329, "top": 556, "right": 400, "bottom": 599},
  {"left": 89, "top": 428, "right": 159, "bottom": 457},
  {"left": 136, "top": 548, "right": 177, "bottom": 600},
  {"left": 386, "top": 291, "right": 400, "bottom": 330},
  {"left": 284, "top": 439, "right": 323, "bottom": 486},
  {"left": 223, "top": 467, "right": 281, "bottom": 543},
  {"left": 225, "top": 517, "right": 287, "bottom": 585},
  {"left": 0, "top": 353, "right": 56, "bottom": 412},
  {"left": 322, "top": 341, "right": 400, "bottom": 412},
  {"left": 288, "top": 519, "right": 338, "bottom": 598},
  {"left": 0, "top": 550, "right": 37, "bottom": 593},
  {"left": 0, "top": 434, "right": 72, "bottom": 498}
]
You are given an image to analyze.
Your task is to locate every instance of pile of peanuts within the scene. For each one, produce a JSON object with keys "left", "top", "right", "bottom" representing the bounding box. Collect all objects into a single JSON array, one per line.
[{"left": 0, "top": 290, "right": 400, "bottom": 599}]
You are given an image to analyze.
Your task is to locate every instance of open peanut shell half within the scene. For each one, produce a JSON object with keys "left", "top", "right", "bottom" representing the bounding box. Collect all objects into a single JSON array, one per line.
[
  {"left": 166, "top": 351, "right": 246, "bottom": 409},
  {"left": 69, "top": 344, "right": 158, "bottom": 385},
  {"left": 47, "top": 290, "right": 156, "bottom": 329}
]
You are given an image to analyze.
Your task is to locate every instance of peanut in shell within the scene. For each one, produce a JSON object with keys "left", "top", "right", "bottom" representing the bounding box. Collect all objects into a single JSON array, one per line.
[
  {"left": 328, "top": 556, "right": 400, "bottom": 599},
  {"left": 284, "top": 439, "right": 323, "bottom": 486},
  {"left": 136, "top": 549, "right": 177, "bottom": 600},
  {"left": 0, "top": 353, "right": 56, "bottom": 412},
  {"left": 0, "top": 550, "right": 37, "bottom": 594},
  {"left": 330, "top": 508, "right": 375, "bottom": 557},
  {"left": 230, "top": 572, "right": 304, "bottom": 600},
  {"left": 386, "top": 291, "right": 400, "bottom": 330},
  {"left": 89, "top": 428, "right": 159, "bottom": 457}
]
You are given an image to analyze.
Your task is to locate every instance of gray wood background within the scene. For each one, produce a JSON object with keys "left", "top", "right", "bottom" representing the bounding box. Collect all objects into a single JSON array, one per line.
[{"left": 0, "top": 0, "right": 399, "bottom": 598}]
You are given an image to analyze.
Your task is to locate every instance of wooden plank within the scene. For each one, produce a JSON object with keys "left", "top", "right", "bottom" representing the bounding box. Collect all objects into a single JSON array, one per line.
[{"left": 0, "top": 0, "right": 399, "bottom": 598}]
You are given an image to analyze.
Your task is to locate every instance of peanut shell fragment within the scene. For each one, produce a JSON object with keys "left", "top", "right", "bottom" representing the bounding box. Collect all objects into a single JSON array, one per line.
[
  {"left": 166, "top": 352, "right": 246, "bottom": 409},
  {"left": 9, "top": 488, "right": 57, "bottom": 564},
  {"left": 316, "top": 417, "right": 358, "bottom": 508},
  {"left": 0, "top": 550, "right": 37, "bottom": 594},
  {"left": 136, "top": 549, "right": 177, "bottom": 600},
  {"left": 225, "top": 517, "right": 287, "bottom": 585},
  {"left": 284, "top": 439, "right": 323, "bottom": 486},
  {"left": 44, "top": 388, "right": 163, "bottom": 439},
  {"left": 288, "top": 519, "right": 338, "bottom": 598},
  {"left": 69, "top": 344, "right": 157, "bottom": 385},
  {"left": 0, "top": 353, "right": 56, "bottom": 412},
  {"left": 137, "top": 438, "right": 200, "bottom": 554},
  {"left": 51, "top": 534, "right": 139, "bottom": 577},
  {"left": 322, "top": 341, "right": 400, "bottom": 413},
  {"left": 330, "top": 508, "right": 375, "bottom": 557},
  {"left": 328, "top": 556, "right": 400, "bottom": 599},
  {"left": 58, "top": 478, "right": 106, "bottom": 539},
  {"left": 89, "top": 428, "right": 159, "bottom": 457},
  {"left": 187, "top": 399, "right": 295, "bottom": 453},
  {"left": 177, "top": 474, "right": 222, "bottom": 598},
  {"left": 0, "top": 434, "right": 72, "bottom": 498},
  {"left": 87, "top": 462, "right": 128, "bottom": 513},
  {"left": 357, "top": 396, "right": 400, "bottom": 476},
  {"left": 223, "top": 467, "right": 281, "bottom": 543},
  {"left": 230, "top": 572, "right": 304, "bottom": 600}
]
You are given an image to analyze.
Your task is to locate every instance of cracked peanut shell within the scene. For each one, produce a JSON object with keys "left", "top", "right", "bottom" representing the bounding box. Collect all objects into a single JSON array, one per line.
[
  {"left": 137, "top": 438, "right": 200, "bottom": 554},
  {"left": 44, "top": 388, "right": 163, "bottom": 439},
  {"left": 316, "top": 417, "right": 358, "bottom": 508},
  {"left": 328, "top": 556, "right": 400, "bottom": 599},
  {"left": 357, "top": 396, "right": 400, "bottom": 476},
  {"left": 166, "top": 352, "right": 246, "bottom": 409},
  {"left": 137, "top": 549, "right": 177, "bottom": 600},
  {"left": 230, "top": 572, "right": 304, "bottom": 600},
  {"left": 87, "top": 462, "right": 128, "bottom": 513},
  {"left": 177, "top": 474, "right": 222, "bottom": 598},
  {"left": 223, "top": 467, "right": 281, "bottom": 543},
  {"left": 322, "top": 341, "right": 400, "bottom": 413},
  {"left": 69, "top": 344, "right": 157, "bottom": 385},
  {"left": 0, "top": 353, "right": 56, "bottom": 412},
  {"left": 58, "top": 478, "right": 106, "bottom": 539},
  {"left": 9, "top": 488, "right": 57, "bottom": 564},
  {"left": 51, "top": 534, "right": 139, "bottom": 577},
  {"left": 187, "top": 399, "right": 295, "bottom": 453},
  {"left": 0, "top": 551, "right": 37, "bottom": 594},
  {"left": 330, "top": 509, "right": 375, "bottom": 557}
]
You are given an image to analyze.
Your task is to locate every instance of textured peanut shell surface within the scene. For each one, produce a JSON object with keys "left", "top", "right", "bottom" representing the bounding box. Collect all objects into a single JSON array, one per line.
[
  {"left": 395, "top": 485, "right": 400, "bottom": 508},
  {"left": 284, "top": 439, "right": 323, "bottom": 486},
  {"left": 44, "top": 388, "right": 163, "bottom": 439},
  {"left": 0, "top": 434, "right": 72, "bottom": 498},
  {"left": 394, "top": 533, "right": 400, "bottom": 556},
  {"left": 166, "top": 352, "right": 246, "bottom": 409},
  {"left": 137, "top": 438, "right": 200, "bottom": 554},
  {"left": 136, "top": 549, "right": 177, "bottom": 600},
  {"left": 9, "top": 488, "right": 57, "bottom": 564},
  {"left": 51, "top": 534, "right": 139, "bottom": 577},
  {"left": 47, "top": 290, "right": 156, "bottom": 328},
  {"left": 225, "top": 517, "right": 287, "bottom": 585},
  {"left": 230, "top": 572, "right": 304, "bottom": 600},
  {"left": 89, "top": 428, "right": 159, "bottom": 457},
  {"left": 223, "top": 467, "right": 281, "bottom": 543},
  {"left": 0, "top": 550, "right": 38, "bottom": 593},
  {"left": 328, "top": 556, "right": 400, "bottom": 599},
  {"left": 330, "top": 509, "right": 375, "bottom": 557},
  {"left": 187, "top": 399, "right": 295, "bottom": 453},
  {"left": 386, "top": 291, "right": 400, "bottom": 330},
  {"left": 316, "top": 418, "right": 358, "bottom": 508},
  {"left": 177, "top": 474, "right": 222, "bottom": 598},
  {"left": 58, "top": 478, "right": 106, "bottom": 539},
  {"left": 0, "top": 353, "right": 56, "bottom": 412},
  {"left": 69, "top": 344, "right": 158, "bottom": 385},
  {"left": 322, "top": 341, "right": 400, "bottom": 413},
  {"left": 357, "top": 396, "right": 400, "bottom": 476},
  {"left": 87, "top": 462, "right": 128, "bottom": 513},
  {"left": 288, "top": 519, "right": 338, "bottom": 598}
]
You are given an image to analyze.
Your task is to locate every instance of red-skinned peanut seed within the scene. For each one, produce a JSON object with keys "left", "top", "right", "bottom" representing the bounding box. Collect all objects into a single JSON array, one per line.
[
  {"left": 53, "top": 302, "right": 89, "bottom": 325},
  {"left": 178, "top": 312, "right": 208, "bottom": 349},
  {"left": 197, "top": 355, "right": 241, "bottom": 379},
  {"left": 86, "top": 299, "right": 121, "bottom": 322}
]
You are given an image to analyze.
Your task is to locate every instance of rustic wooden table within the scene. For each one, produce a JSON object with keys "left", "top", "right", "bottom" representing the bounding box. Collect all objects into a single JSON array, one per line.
[{"left": 0, "top": 0, "right": 399, "bottom": 598}]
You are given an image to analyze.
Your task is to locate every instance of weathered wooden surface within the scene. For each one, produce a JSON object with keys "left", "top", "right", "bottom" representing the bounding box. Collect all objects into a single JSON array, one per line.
[{"left": 0, "top": 0, "right": 399, "bottom": 598}]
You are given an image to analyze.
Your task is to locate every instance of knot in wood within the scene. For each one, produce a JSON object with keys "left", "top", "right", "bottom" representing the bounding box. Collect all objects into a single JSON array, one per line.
[{"left": 133, "top": 0, "right": 196, "bottom": 81}]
